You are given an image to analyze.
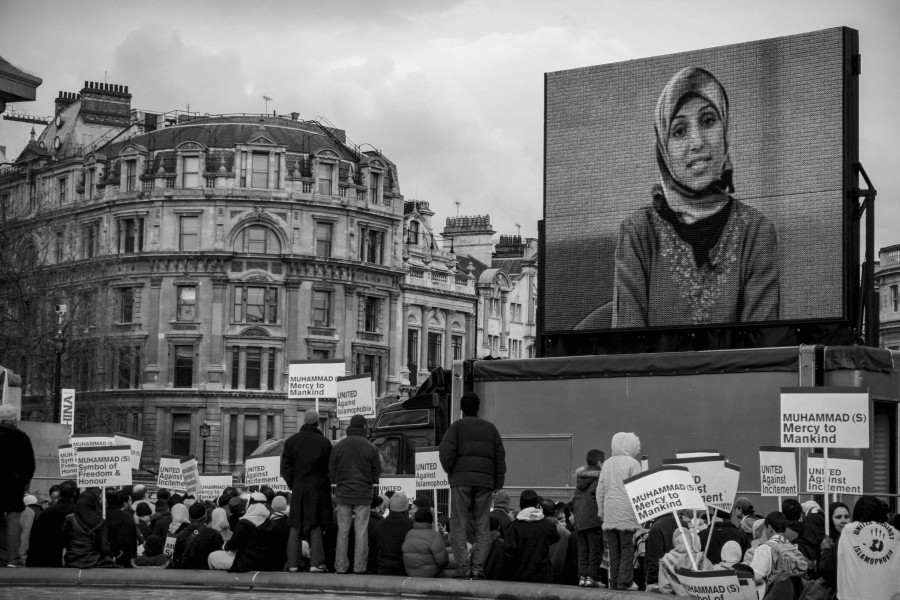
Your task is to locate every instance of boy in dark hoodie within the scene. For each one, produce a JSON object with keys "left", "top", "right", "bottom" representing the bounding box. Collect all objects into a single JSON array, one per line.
[{"left": 573, "top": 449, "right": 606, "bottom": 588}]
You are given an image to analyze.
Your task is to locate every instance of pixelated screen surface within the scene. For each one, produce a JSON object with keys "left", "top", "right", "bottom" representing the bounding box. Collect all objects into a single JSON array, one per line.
[{"left": 544, "top": 28, "right": 851, "bottom": 333}]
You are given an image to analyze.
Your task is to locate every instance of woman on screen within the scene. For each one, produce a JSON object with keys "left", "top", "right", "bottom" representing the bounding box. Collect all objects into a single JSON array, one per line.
[{"left": 611, "top": 67, "right": 779, "bottom": 328}]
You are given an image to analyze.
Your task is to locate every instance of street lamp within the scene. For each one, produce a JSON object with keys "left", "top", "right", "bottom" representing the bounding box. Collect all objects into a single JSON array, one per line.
[
  {"left": 199, "top": 420, "right": 211, "bottom": 473},
  {"left": 52, "top": 304, "right": 67, "bottom": 423}
]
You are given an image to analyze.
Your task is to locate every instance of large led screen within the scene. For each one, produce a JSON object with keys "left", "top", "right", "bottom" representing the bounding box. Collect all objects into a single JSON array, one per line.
[{"left": 544, "top": 28, "right": 857, "bottom": 335}]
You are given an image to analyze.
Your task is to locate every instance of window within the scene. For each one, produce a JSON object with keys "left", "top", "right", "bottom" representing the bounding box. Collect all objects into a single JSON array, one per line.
[
  {"left": 312, "top": 290, "right": 331, "bottom": 327},
  {"left": 58, "top": 176, "right": 67, "bottom": 204},
  {"left": 177, "top": 286, "right": 196, "bottom": 321},
  {"left": 364, "top": 296, "right": 380, "bottom": 332},
  {"left": 245, "top": 347, "right": 262, "bottom": 389},
  {"left": 119, "top": 287, "right": 138, "bottom": 323},
  {"left": 251, "top": 152, "right": 268, "bottom": 188},
  {"left": 55, "top": 230, "right": 64, "bottom": 262},
  {"left": 427, "top": 332, "right": 442, "bottom": 370},
  {"left": 182, "top": 156, "right": 199, "bottom": 188},
  {"left": 86, "top": 168, "right": 95, "bottom": 199},
  {"left": 356, "top": 352, "right": 383, "bottom": 395},
  {"left": 173, "top": 345, "right": 194, "bottom": 388},
  {"left": 125, "top": 160, "right": 137, "bottom": 192},
  {"left": 180, "top": 215, "right": 199, "bottom": 251},
  {"left": 360, "top": 226, "right": 384, "bottom": 264},
  {"left": 311, "top": 348, "right": 331, "bottom": 360},
  {"left": 488, "top": 334, "right": 499, "bottom": 355},
  {"left": 452, "top": 335, "right": 463, "bottom": 360},
  {"left": 489, "top": 298, "right": 501, "bottom": 318},
  {"left": 369, "top": 171, "right": 380, "bottom": 203},
  {"left": 318, "top": 163, "right": 333, "bottom": 196},
  {"left": 234, "top": 225, "right": 279, "bottom": 254},
  {"left": 510, "top": 339, "right": 521, "bottom": 359},
  {"left": 892, "top": 285, "right": 899, "bottom": 312},
  {"left": 114, "top": 345, "right": 142, "bottom": 389},
  {"left": 172, "top": 414, "right": 191, "bottom": 456},
  {"left": 117, "top": 217, "right": 144, "bottom": 253},
  {"left": 315, "top": 222, "right": 333, "bottom": 258},
  {"left": 233, "top": 285, "right": 278, "bottom": 323},
  {"left": 407, "top": 329, "right": 419, "bottom": 371},
  {"left": 230, "top": 346, "right": 279, "bottom": 390},
  {"left": 407, "top": 220, "right": 419, "bottom": 246},
  {"left": 82, "top": 222, "right": 99, "bottom": 258},
  {"left": 511, "top": 302, "right": 523, "bottom": 322}
]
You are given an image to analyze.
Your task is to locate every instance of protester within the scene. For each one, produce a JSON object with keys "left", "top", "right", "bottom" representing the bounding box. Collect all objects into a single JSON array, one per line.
[
  {"left": 438, "top": 391, "right": 506, "bottom": 580},
  {"left": 150, "top": 499, "right": 172, "bottom": 539},
  {"left": 135, "top": 502, "right": 153, "bottom": 541},
  {"left": 748, "top": 511, "right": 808, "bottom": 597},
  {"left": 596, "top": 431, "right": 642, "bottom": 591},
  {"left": 644, "top": 512, "right": 685, "bottom": 593},
  {"left": 817, "top": 501, "right": 850, "bottom": 588},
  {"left": 490, "top": 491, "right": 512, "bottom": 534},
  {"left": 364, "top": 495, "right": 386, "bottom": 574},
  {"left": 502, "top": 489, "right": 560, "bottom": 583},
  {"left": 172, "top": 501, "right": 220, "bottom": 570},
  {"left": 226, "top": 496, "right": 245, "bottom": 532},
  {"left": 716, "top": 540, "right": 743, "bottom": 569},
  {"left": 732, "top": 497, "right": 760, "bottom": 536},
  {"left": 372, "top": 492, "right": 413, "bottom": 576},
  {"left": 166, "top": 503, "right": 191, "bottom": 545},
  {"left": 0, "top": 402, "right": 35, "bottom": 567},
  {"left": 657, "top": 529, "right": 713, "bottom": 594},
  {"left": 541, "top": 499, "right": 570, "bottom": 584},
  {"left": 402, "top": 507, "right": 449, "bottom": 577},
  {"left": 208, "top": 502, "right": 270, "bottom": 572},
  {"left": 132, "top": 534, "right": 171, "bottom": 568},
  {"left": 17, "top": 493, "right": 39, "bottom": 564},
  {"left": 836, "top": 495, "right": 898, "bottom": 600},
  {"left": 781, "top": 498, "right": 803, "bottom": 542},
  {"left": 697, "top": 509, "right": 749, "bottom": 565},
  {"left": 573, "top": 448, "right": 605, "bottom": 588},
  {"left": 26, "top": 479, "right": 77, "bottom": 567},
  {"left": 106, "top": 489, "right": 137, "bottom": 567},
  {"left": 281, "top": 408, "right": 334, "bottom": 573},
  {"left": 329, "top": 413, "right": 381, "bottom": 575},
  {"left": 210, "top": 506, "right": 232, "bottom": 543},
  {"left": 483, "top": 514, "right": 506, "bottom": 580},
  {"left": 61, "top": 489, "right": 116, "bottom": 568},
  {"left": 796, "top": 500, "right": 825, "bottom": 570},
  {"left": 262, "top": 495, "right": 291, "bottom": 572}
]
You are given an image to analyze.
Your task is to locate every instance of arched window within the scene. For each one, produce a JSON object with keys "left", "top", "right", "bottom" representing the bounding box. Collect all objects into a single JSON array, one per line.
[{"left": 233, "top": 225, "right": 280, "bottom": 254}]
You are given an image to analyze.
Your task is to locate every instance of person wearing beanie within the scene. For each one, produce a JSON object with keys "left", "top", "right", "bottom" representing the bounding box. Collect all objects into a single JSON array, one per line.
[
  {"left": 372, "top": 491, "right": 414, "bottom": 576},
  {"left": 596, "top": 432, "right": 642, "bottom": 591},
  {"left": 328, "top": 412, "right": 381, "bottom": 574},
  {"left": 172, "top": 499, "right": 222, "bottom": 570},
  {"left": 0, "top": 402, "right": 35, "bottom": 567},
  {"left": 26, "top": 480, "right": 77, "bottom": 567},
  {"left": 227, "top": 496, "right": 246, "bottom": 532},
  {"left": 438, "top": 391, "right": 506, "bottom": 580},
  {"left": 502, "top": 489, "right": 560, "bottom": 583},
  {"left": 257, "top": 495, "right": 291, "bottom": 572},
  {"left": 402, "top": 507, "right": 449, "bottom": 577},
  {"left": 281, "top": 408, "right": 333, "bottom": 573}
]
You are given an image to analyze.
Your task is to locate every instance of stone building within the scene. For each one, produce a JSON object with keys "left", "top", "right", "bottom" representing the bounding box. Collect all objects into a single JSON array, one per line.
[
  {"left": 0, "top": 81, "right": 406, "bottom": 471},
  {"left": 876, "top": 244, "right": 900, "bottom": 350}
]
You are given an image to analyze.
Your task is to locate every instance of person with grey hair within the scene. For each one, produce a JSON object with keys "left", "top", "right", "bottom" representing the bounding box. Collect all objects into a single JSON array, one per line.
[
  {"left": 281, "top": 408, "right": 333, "bottom": 573},
  {"left": 0, "top": 403, "right": 35, "bottom": 567}
]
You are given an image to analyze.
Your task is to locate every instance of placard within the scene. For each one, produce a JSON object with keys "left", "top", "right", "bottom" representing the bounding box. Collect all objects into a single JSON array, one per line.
[
  {"left": 115, "top": 433, "right": 143, "bottom": 469},
  {"left": 663, "top": 456, "right": 741, "bottom": 513},
  {"left": 806, "top": 455, "right": 864, "bottom": 494},
  {"left": 77, "top": 445, "right": 132, "bottom": 488},
  {"left": 157, "top": 455, "right": 186, "bottom": 491},
  {"left": 244, "top": 452, "right": 290, "bottom": 492},
  {"left": 60, "top": 388, "right": 75, "bottom": 433},
  {"left": 199, "top": 474, "right": 233, "bottom": 501},
  {"left": 164, "top": 534, "right": 176, "bottom": 556},
  {"left": 58, "top": 444, "right": 77, "bottom": 478},
  {"left": 780, "top": 388, "right": 869, "bottom": 448},
  {"left": 675, "top": 569, "right": 757, "bottom": 600},
  {"left": 415, "top": 447, "right": 449, "bottom": 489},
  {"left": 676, "top": 450, "right": 721, "bottom": 459},
  {"left": 288, "top": 359, "right": 345, "bottom": 399},
  {"left": 379, "top": 475, "right": 416, "bottom": 500},
  {"left": 336, "top": 373, "right": 376, "bottom": 419},
  {"left": 759, "top": 446, "right": 798, "bottom": 496},
  {"left": 69, "top": 434, "right": 116, "bottom": 450},
  {"left": 624, "top": 465, "right": 706, "bottom": 524},
  {"left": 181, "top": 457, "right": 201, "bottom": 498}
]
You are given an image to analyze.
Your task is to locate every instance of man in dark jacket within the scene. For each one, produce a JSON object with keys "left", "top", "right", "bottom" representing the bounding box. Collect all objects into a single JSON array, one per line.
[
  {"left": 573, "top": 449, "right": 605, "bottom": 587},
  {"left": 172, "top": 501, "right": 222, "bottom": 570},
  {"left": 371, "top": 492, "right": 413, "bottom": 575},
  {"left": 438, "top": 392, "right": 506, "bottom": 579},
  {"left": 281, "top": 408, "right": 333, "bottom": 572},
  {"left": 698, "top": 510, "right": 750, "bottom": 564},
  {"left": 328, "top": 413, "right": 381, "bottom": 574},
  {"left": 0, "top": 403, "right": 35, "bottom": 567},
  {"left": 26, "top": 479, "right": 77, "bottom": 567},
  {"left": 503, "top": 489, "right": 560, "bottom": 583}
]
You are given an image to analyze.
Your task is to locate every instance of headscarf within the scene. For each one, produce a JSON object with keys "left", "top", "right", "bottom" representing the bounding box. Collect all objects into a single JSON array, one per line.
[
  {"left": 240, "top": 503, "right": 270, "bottom": 527},
  {"left": 828, "top": 501, "right": 850, "bottom": 541},
  {"left": 210, "top": 507, "right": 232, "bottom": 542},
  {"left": 659, "top": 529, "right": 712, "bottom": 593},
  {"left": 718, "top": 540, "right": 743, "bottom": 568},
  {"left": 74, "top": 492, "right": 104, "bottom": 532},
  {"left": 169, "top": 503, "right": 190, "bottom": 534},
  {"left": 654, "top": 67, "right": 733, "bottom": 224}
]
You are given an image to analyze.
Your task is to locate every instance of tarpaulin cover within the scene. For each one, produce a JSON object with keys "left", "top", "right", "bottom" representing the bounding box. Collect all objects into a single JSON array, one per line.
[{"left": 823, "top": 345, "right": 894, "bottom": 373}]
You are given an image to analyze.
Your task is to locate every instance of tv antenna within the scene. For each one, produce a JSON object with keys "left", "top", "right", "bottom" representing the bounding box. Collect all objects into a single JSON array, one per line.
[
  {"left": 455, "top": 201, "right": 460, "bottom": 216},
  {"left": 515, "top": 222, "right": 522, "bottom": 237},
  {"left": 262, "top": 95, "right": 272, "bottom": 114}
]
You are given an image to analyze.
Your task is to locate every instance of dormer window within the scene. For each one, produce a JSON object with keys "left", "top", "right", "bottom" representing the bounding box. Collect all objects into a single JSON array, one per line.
[
  {"left": 251, "top": 152, "right": 269, "bottom": 188},
  {"left": 125, "top": 160, "right": 137, "bottom": 192},
  {"left": 369, "top": 171, "right": 381, "bottom": 204},
  {"left": 318, "top": 163, "right": 334, "bottom": 196},
  {"left": 182, "top": 156, "right": 200, "bottom": 188}
]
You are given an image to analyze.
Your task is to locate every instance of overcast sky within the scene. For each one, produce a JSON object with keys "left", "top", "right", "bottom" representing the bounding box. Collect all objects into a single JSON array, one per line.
[{"left": 1, "top": 0, "right": 898, "bottom": 251}]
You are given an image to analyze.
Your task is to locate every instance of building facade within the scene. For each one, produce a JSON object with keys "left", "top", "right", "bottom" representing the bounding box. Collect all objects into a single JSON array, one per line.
[{"left": 876, "top": 244, "right": 900, "bottom": 350}]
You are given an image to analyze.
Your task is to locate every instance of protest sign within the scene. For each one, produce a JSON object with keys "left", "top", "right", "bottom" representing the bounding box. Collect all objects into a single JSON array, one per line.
[
  {"left": 199, "top": 474, "right": 233, "bottom": 501},
  {"left": 780, "top": 388, "right": 869, "bottom": 448},
  {"left": 288, "top": 359, "right": 344, "bottom": 400},
  {"left": 164, "top": 534, "right": 177, "bottom": 556},
  {"left": 77, "top": 445, "right": 132, "bottom": 488},
  {"left": 379, "top": 475, "right": 416, "bottom": 500},
  {"left": 676, "top": 450, "right": 720, "bottom": 459},
  {"left": 759, "top": 446, "right": 798, "bottom": 496},
  {"left": 157, "top": 455, "right": 186, "bottom": 491},
  {"left": 415, "top": 447, "right": 449, "bottom": 489},
  {"left": 624, "top": 465, "right": 706, "bottom": 524},
  {"left": 60, "top": 388, "right": 75, "bottom": 433},
  {"left": 69, "top": 433, "right": 116, "bottom": 450},
  {"left": 675, "top": 569, "right": 757, "bottom": 600},
  {"left": 244, "top": 452, "right": 290, "bottom": 492},
  {"left": 336, "top": 373, "right": 376, "bottom": 419},
  {"left": 58, "top": 444, "right": 77, "bottom": 478},
  {"left": 662, "top": 456, "right": 741, "bottom": 513},
  {"left": 115, "top": 433, "right": 143, "bottom": 469},
  {"left": 181, "top": 457, "right": 201, "bottom": 498},
  {"left": 806, "top": 455, "right": 863, "bottom": 494}
]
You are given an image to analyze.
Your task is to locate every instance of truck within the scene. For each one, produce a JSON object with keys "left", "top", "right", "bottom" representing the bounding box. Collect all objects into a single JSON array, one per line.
[{"left": 368, "top": 345, "right": 898, "bottom": 512}]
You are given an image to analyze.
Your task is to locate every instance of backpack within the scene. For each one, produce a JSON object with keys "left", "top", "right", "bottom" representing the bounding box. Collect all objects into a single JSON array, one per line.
[{"left": 765, "top": 539, "right": 809, "bottom": 579}]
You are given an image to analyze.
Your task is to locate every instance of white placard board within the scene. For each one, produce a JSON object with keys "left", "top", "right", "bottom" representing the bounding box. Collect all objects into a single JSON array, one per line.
[
  {"left": 157, "top": 455, "right": 186, "bottom": 491},
  {"left": 199, "top": 475, "right": 233, "bottom": 501},
  {"left": 336, "top": 373, "right": 376, "bottom": 419},
  {"left": 58, "top": 444, "right": 78, "bottom": 478},
  {"left": 244, "top": 453, "right": 290, "bottom": 492},
  {"left": 288, "top": 359, "right": 345, "bottom": 399},
  {"left": 663, "top": 456, "right": 741, "bottom": 513},
  {"left": 69, "top": 434, "right": 116, "bottom": 450},
  {"left": 806, "top": 455, "right": 864, "bottom": 494},
  {"left": 77, "top": 445, "right": 132, "bottom": 488},
  {"left": 780, "top": 388, "right": 869, "bottom": 448},
  {"left": 624, "top": 465, "right": 707, "bottom": 524},
  {"left": 415, "top": 446, "right": 449, "bottom": 489},
  {"left": 675, "top": 569, "right": 757, "bottom": 600},
  {"left": 379, "top": 475, "right": 417, "bottom": 500},
  {"left": 758, "top": 446, "right": 798, "bottom": 496},
  {"left": 676, "top": 450, "right": 720, "bottom": 459},
  {"left": 181, "top": 457, "right": 201, "bottom": 498},
  {"left": 60, "top": 388, "right": 75, "bottom": 433},
  {"left": 114, "top": 433, "right": 143, "bottom": 469}
]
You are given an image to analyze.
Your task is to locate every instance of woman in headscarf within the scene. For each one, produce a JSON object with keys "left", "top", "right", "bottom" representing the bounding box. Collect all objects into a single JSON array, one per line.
[
  {"left": 61, "top": 489, "right": 116, "bottom": 568},
  {"left": 168, "top": 503, "right": 190, "bottom": 537},
  {"left": 612, "top": 67, "right": 779, "bottom": 328},
  {"left": 209, "top": 507, "right": 232, "bottom": 543},
  {"left": 657, "top": 529, "right": 713, "bottom": 595},
  {"left": 817, "top": 501, "right": 850, "bottom": 588},
  {"left": 224, "top": 502, "right": 271, "bottom": 573}
]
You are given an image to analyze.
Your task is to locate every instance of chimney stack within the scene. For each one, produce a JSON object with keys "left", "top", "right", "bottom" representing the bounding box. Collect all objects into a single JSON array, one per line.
[
  {"left": 54, "top": 91, "right": 81, "bottom": 116},
  {"left": 79, "top": 80, "right": 133, "bottom": 127}
]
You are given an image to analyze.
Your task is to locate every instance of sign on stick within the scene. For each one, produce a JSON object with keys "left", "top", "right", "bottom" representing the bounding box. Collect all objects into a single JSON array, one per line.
[
  {"left": 624, "top": 465, "right": 706, "bottom": 524},
  {"left": 288, "top": 359, "right": 344, "bottom": 399},
  {"left": 244, "top": 452, "right": 289, "bottom": 492},
  {"left": 675, "top": 569, "right": 757, "bottom": 600},
  {"left": 806, "top": 455, "right": 863, "bottom": 495},
  {"left": 77, "top": 445, "right": 132, "bottom": 488},
  {"left": 780, "top": 388, "right": 869, "bottom": 448},
  {"left": 663, "top": 455, "right": 741, "bottom": 513},
  {"left": 157, "top": 455, "right": 186, "bottom": 491},
  {"left": 58, "top": 444, "right": 77, "bottom": 478},
  {"left": 199, "top": 475, "right": 233, "bottom": 502},
  {"left": 336, "top": 373, "right": 376, "bottom": 419},
  {"left": 415, "top": 447, "right": 449, "bottom": 489},
  {"left": 379, "top": 475, "right": 416, "bottom": 500},
  {"left": 115, "top": 433, "right": 143, "bottom": 469},
  {"left": 758, "top": 446, "right": 798, "bottom": 496}
]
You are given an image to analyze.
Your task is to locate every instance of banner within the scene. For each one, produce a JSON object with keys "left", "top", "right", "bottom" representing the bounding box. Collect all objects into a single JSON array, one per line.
[
  {"left": 58, "top": 444, "right": 77, "bottom": 478},
  {"left": 181, "top": 457, "right": 201, "bottom": 498},
  {"left": 157, "top": 455, "right": 186, "bottom": 491},
  {"left": 379, "top": 475, "right": 416, "bottom": 500},
  {"left": 288, "top": 359, "right": 345, "bottom": 399},
  {"left": 806, "top": 455, "right": 864, "bottom": 494},
  {"left": 60, "top": 388, "right": 75, "bottom": 433},
  {"left": 759, "top": 446, "right": 798, "bottom": 496},
  {"left": 663, "top": 456, "right": 741, "bottom": 513},
  {"left": 69, "top": 434, "right": 116, "bottom": 450},
  {"left": 115, "top": 433, "right": 143, "bottom": 469},
  {"left": 675, "top": 569, "right": 757, "bottom": 600},
  {"left": 415, "top": 447, "right": 449, "bottom": 489},
  {"left": 336, "top": 373, "right": 376, "bottom": 419},
  {"left": 244, "top": 453, "right": 289, "bottom": 492},
  {"left": 624, "top": 465, "right": 706, "bottom": 524},
  {"left": 780, "top": 388, "right": 869, "bottom": 448},
  {"left": 77, "top": 445, "right": 132, "bottom": 488},
  {"left": 199, "top": 475, "right": 233, "bottom": 501}
]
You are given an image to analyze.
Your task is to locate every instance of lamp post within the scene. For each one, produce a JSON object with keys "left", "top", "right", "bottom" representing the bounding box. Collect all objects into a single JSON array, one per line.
[
  {"left": 52, "top": 304, "right": 67, "bottom": 423},
  {"left": 199, "top": 420, "right": 211, "bottom": 473}
]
